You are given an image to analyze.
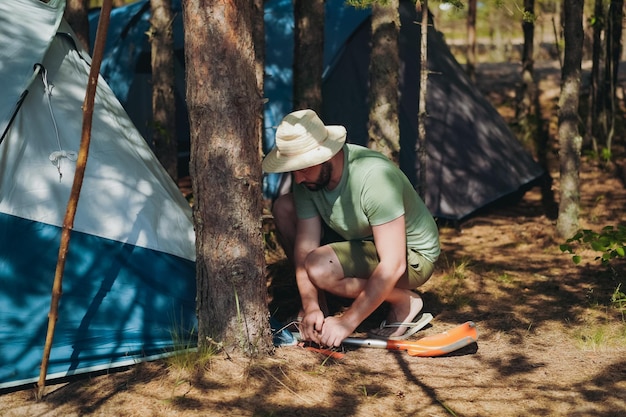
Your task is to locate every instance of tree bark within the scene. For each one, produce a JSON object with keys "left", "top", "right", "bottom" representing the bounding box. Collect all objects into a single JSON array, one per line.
[
  {"left": 293, "top": 0, "right": 324, "bottom": 112},
  {"left": 466, "top": 0, "right": 477, "bottom": 82},
  {"left": 252, "top": 0, "right": 265, "bottom": 95},
  {"left": 416, "top": 0, "right": 429, "bottom": 199},
  {"left": 150, "top": 0, "right": 178, "bottom": 181},
  {"left": 556, "top": 0, "right": 583, "bottom": 239},
  {"left": 586, "top": 0, "right": 603, "bottom": 154},
  {"left": 182, "top": 0, "right": 272, "bottom": 357},
  {"left": 64, "top": 0, "right": 90, "bottom": 51},
  {"left": 515, "top": 0, "right": 538, "bottom": 156},
  {"left": 367, "top": 0, "right": 400, "bottom": 163},
  {"left": 603, "top": 0, "right": 624, "bottom": 157}
]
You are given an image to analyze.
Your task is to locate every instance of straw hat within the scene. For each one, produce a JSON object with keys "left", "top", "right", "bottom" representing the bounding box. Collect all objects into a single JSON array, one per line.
[{"left": 262, "top": 109, "right": 346, "bottom": 173}]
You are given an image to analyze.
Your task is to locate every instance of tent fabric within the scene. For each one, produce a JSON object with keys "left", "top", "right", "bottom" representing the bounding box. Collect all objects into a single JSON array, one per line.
[
  {"left": 0, "top": 0, "right": 63, "bottom": 138},
  {"left": 91, "top": 0, "right": 543, "bottom": 220},
  {"left": 0, "top": 0, "right": 196, "bottom": 389}
]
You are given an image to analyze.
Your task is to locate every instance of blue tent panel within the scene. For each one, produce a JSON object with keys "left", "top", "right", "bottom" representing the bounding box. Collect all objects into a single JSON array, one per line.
[{"left": 0, "top": 214, "right": 196, "bottom": 388}]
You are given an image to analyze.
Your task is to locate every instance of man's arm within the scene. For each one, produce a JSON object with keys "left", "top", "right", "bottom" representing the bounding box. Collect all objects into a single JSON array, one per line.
[
  {"left": 320, "top": 215, "right": 407, "bottom": 346},
  {"left": 293, "top": 215, "right": 325, "bottom": 342}
]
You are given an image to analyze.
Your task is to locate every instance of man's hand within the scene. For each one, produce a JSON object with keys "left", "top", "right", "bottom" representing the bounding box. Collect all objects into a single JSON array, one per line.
[
  {"left": 300, "top": 308, "right": 325, "bottom": 344},
  {"left": 319, "top": 316, "right": 356, "bottom": 347}
]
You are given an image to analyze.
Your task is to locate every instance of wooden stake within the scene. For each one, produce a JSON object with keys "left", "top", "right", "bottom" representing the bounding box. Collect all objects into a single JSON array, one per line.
[{"left": 36, "top": 0, "right": 113, "bottom": 400}]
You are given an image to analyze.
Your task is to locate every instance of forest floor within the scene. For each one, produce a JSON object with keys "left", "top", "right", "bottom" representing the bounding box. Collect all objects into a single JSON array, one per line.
[{"left": 1, "top": 60, "right": 626, "bottom": 416}]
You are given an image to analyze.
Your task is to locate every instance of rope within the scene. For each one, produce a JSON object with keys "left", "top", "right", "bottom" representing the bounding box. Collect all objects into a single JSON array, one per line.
[{"left": 41, "top": 66, "right": 77, "bottom": 181}]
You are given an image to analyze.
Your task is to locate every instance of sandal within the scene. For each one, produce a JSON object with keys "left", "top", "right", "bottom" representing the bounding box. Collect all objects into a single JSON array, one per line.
[{"left": 367, "top": 313, "right": 433, "bottom": 340}]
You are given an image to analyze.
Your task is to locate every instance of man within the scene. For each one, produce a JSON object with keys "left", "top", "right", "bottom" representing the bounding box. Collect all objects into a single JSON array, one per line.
[{"left": 263, "top": 109, "right": 440, "bottom": 347}]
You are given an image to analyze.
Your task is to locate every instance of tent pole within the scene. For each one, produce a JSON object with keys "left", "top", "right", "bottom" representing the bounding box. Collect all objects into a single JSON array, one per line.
[
  {"left": 36, "top": 0, "right": 113, "bottom": 400},
  {"left": 0, "top": 65, "right": 43, "bottom": 146}
]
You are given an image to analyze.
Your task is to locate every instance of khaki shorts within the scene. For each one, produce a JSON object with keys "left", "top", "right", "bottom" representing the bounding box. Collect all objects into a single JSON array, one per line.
[{"left": 327, "top": 240, "right": 434, "bottom": 289}]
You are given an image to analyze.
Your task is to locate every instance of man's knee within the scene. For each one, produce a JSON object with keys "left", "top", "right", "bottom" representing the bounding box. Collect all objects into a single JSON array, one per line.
[{"left": 304, "top": 247, "right": 341, "bottom": 290}]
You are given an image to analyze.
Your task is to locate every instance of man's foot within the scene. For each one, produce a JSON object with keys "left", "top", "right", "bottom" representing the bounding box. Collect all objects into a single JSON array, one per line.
[{"left": 368, "top": 292, "right": 424, "bottom": 340}]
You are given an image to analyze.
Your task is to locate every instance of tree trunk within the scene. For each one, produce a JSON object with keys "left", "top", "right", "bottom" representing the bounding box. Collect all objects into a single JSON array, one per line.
[
  {"left": 367, "top": 0, "right": 400, "bottom": 164},
  {"left": 293, "top": 0, "right": 324, "bottom": 112},
  {"left": 466, "top": 0, "right": 477, "bottom": 82},
  {"left": 64, "top": 0, "right": 90, "bottom": 51},
  {"left": 416, "top": 1, "right": 429, "bottom": 199},
  {"left": 556, "top": 0, "right": 583, "bottom": 239},
  {"left": 150, "top": 0, "right": 178, "bottom": 181},
  {"left": 516, "top": 0, "right": 538, "bottom": 156},
  {"left": 182, "top": 0, "right": 272, "bottom": 357},
  {"left": 586, "top": 0, "right": 603, "bottom": 155},
  {"left": 603, "top": 0, "right": 624, "bottom": 157}
]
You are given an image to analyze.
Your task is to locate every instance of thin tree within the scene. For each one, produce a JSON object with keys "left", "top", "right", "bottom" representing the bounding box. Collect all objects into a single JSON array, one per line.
[
  {"left": 515, "top": 0, "right": 538, "bottom": 155},
  {"left": 416, "top": 0, "right": 429, "bottom": 199},
  {"left": 602, "top": 0, "right": 624, "bottom": 160},
  {"left": 293, "top": 0, "right": 324, "bottom": 112},
  {"left": 150, "top": 0, "right": 178, "bottom": 181},
  {"left": 182, "top": 0, "right": 273, "bottom": 356},
  {"left": 367, "top": 0, "right": 401, "bottom": 163},
  {"left": 519, "top": 0, "right": 556, "bottom": 218},
  {"left": 586, "top": 0, "right": 603, "bottom": 155},
  {"left": 64, "top": 0, "right": 90, "bottom": 51},
  {"left": 556, "top": 0, "right": 584, "bottom": 239},
  {"left": 466, "top": 0, "right": 477, "bottom": 82},
  {"left": 285, "top": 0, "right": 325, "bottom": 201}
]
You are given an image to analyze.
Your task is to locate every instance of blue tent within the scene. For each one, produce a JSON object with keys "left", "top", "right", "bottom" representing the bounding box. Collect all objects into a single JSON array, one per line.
[
  {"left": 0, "top": 0, "right": 196, "bottom": 389},
  {"left": 90, "top": 0, "right": 543, "bottom": 220}
]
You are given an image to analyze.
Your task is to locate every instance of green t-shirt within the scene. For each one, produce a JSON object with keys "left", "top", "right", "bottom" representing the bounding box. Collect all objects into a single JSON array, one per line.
[{"left": 293, "top": 144, "right": 440, "bottom": 263}]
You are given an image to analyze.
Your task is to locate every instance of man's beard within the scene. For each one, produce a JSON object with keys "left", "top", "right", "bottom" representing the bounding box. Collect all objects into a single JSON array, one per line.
[{"left": 303, "top": 162, "right": 332, "bottom": 191}]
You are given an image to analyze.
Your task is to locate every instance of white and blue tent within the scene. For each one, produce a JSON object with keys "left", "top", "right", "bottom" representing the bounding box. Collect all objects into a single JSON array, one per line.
[{"left": 0, "top": 0, "right": 196, "bottom": 389}]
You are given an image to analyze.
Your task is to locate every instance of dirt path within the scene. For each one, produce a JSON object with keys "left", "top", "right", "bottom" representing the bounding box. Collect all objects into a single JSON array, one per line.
[{"left": 2, "top": 61, "right": 625, "bottom": 417}]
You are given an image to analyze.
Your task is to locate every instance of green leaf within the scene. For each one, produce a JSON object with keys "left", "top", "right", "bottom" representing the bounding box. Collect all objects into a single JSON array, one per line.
[
  {"left": 570, "top": 231, "right": 584, "bottom": 241},
  {"left": 591, "top": 241, "right": 608, "bottom": 252},
  {"left": 573, "top": 255, "right": 582, "bottom": 264}
]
